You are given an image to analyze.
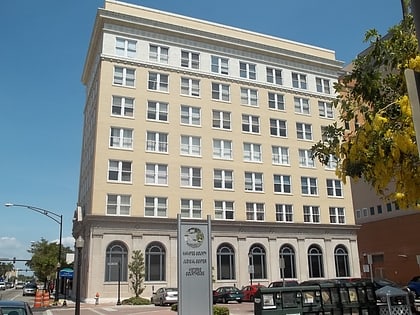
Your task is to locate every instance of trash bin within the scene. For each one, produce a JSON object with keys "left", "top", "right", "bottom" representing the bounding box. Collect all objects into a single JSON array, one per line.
[{"left": 375, "top": 285, "right": 412, "bottom": 315}]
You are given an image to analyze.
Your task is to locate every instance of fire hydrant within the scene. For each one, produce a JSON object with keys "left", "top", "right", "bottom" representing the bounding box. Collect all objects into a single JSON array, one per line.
[{"left": 95, "top": 292, "right": 100, "bottom": 305}]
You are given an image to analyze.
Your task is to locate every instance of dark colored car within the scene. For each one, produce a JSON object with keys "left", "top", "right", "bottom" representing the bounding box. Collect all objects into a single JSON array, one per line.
[
  {"left": 408, "top": 276, "right": 420, "bottom": 298},
  {"left": 0, "top": 300, "right": 33, "bottom": 315},
  {"left": 22, "top": 283, "right": 37, "bottom": 296},
  {"left": 151, "top": 287, "right": 178, "bottom": 306},
  {"left": 241, "top": 284, "right": 265, "bottom": 302},
  {"left": 268, "top": 280, "right": 299, "bottom": 288},
  {"left": 213, "top": 286, "right": 243, "bottom": 304}
]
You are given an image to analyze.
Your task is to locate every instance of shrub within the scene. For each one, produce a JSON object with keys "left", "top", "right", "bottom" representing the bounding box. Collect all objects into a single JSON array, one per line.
[{"left": 121, "top": 296, "right": 150, "bottom": 305}]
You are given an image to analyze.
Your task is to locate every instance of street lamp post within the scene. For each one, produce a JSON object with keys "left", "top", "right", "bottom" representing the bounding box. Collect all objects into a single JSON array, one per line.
[
  {"left": 75, "top": 236, "right": 84, "bottom": 315},
  {"left": 248, "top": 252, "right": 253, "bottom": 286},
  {"left": 117, "top": 261, "right": 121, "bottom": 306},
  {"left": 5, "top": 203, "right": 63, "bottom": 302}
]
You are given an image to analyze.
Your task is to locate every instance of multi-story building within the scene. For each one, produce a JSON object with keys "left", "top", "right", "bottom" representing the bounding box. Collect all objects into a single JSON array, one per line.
[{"left": 73, "top": 0, "right": 360, "bottom": 302}]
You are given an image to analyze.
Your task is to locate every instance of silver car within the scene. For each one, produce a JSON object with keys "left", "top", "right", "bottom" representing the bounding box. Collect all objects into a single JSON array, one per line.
[
  {"left": 22, "top": 283, "right": 37, "bottom": 296},
  {"left": 151, "top": 287, "right": 178, "bottom": 306}
]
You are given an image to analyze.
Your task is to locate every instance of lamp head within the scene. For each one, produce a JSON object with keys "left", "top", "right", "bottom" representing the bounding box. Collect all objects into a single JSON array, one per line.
[
  {"left": 75, "top": 236, "right": 85, "bottom": 249},
  {"left": 4, "top": 203, "right": 14, "bottom": 207}
]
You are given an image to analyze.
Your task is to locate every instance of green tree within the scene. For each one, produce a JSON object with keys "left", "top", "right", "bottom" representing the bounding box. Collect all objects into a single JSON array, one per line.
[
  {"left": 312, "top": 14, "right": 420, "bottom": 209},
  {"left": 0, "top": 262, "right": 14, "bottom": 279},
  {"left": 128, "top": 250, "right": 145, "bottom": 297},
  {"left": 26, "top": 238, "right": 72, "bottom": 287}
]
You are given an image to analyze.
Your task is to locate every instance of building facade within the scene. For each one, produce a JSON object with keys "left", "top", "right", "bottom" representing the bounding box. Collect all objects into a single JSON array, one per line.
[{"left": 73, "top": 0, "right": 360, "bottom": 303}]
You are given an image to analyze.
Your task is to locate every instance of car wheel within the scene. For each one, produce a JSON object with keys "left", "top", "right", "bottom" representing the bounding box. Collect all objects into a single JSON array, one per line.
[
  {"left": 159, "top": 298, "right": 164, "bottom": 306},
  {"left": 238, "top": 299, "right": 242, "bottom": 304}
]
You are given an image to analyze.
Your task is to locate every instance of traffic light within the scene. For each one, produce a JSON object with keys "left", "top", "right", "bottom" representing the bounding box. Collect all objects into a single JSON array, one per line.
[{"left": 13, "top": 257, "right": 16, "bottom": 264}]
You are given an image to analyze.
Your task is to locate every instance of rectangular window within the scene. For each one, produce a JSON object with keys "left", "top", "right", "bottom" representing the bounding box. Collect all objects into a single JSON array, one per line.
[
  {"left": 273, "top": 174, "right": 291, "bottom": 193},
  {"left": 325, "top": 154, "right": 338, "bottom": 170},
  {"left": 114, "top": 66, "right": 135, "bottom": 87},
  {"left": 272, "top": 146, "right": 289, "bottom": 165},
  {"left": 145, "top": 196, "right": 167, "bottom": 217},
  {"left": 145, "top": 163, "right": 168, "bottom": 185},
  {"left": 110, "top": 127, "right": 133, "bottom": 149},
  {"left": 116, "top": 37, "right": 136, "bottom": 58},
  {"left": 242, "top": 114, "right": 260, "bottom": 133},
  {"left": 181, "top": 50, "right": 200, "bottom": 69},
  {"left": 386, "top": 203, "right": 393, "bottom": 212},
  {"left": 304, "top": 205, "right": 320, "bottom": 223},
  {"left": 240, "top": 88, "right": 258, "bottom": 106},
  {"left": 245, "top": 172, "right": 263, "bottom": 192},
  {"left": 211, "top": 56, "right": 229, "bottom": 74},
  {"left": 149, "top": 44, "right": 168, "bottom": 63},
  {"left": 292, "top": 72, "right": 307, "bottom": 89},
  {"left": 214, "top": 200, "right": 234, "bottom": 220},
  {"left": 108, "top": 160, "right": 132, "bottom": 183},
  {"left": 243, "top": 143, "right": 262, "bottom": 162},
  {"left": 212, "top": 139, "right": 232, "bottom": 159},
  {"left": 146, "top": 131, "right": 168, "bottom": 153},
  {"left": 181, "top": 166, "right": 202, "bottom": 188},
  {"left": 268, "top": 92, "right": 285, "bottom": 110},
  {"left": 240, "top": 62, "right": 256, "bottom": 80},
  {"left": 246, "top": 202, "right": 265, "bottom": 221},
  {"left": 327, "top": 179, "right": 343, "bottom": 197},
  {"left": 316, "top": 77, "right": 331, "bottom": 94},
  {"left": 296, "top": 122, "right": 313, "bottom": 140},
  {"left": 329, "top": 207, "right": 345, "bottom": 224},
  {"left": 298, "top": 149, "right": 315, "bottom": 167},
  {"left": 180, "top": 135, "right": 201, "bottom": 156},
  {"left": 301, "top": 177, "right": 318, "bottom": 195},
  {"left": 318, "top": 101, "right": 334, "bottom": 118},
  {"left": 181, "top": 77, "right": 200, "bottom": 97},
  {"left": 107, "top": 194, "right": 131, "bottom": 216},
  {"left": 147, "top": 101, "right": 168, "bottom": 122},
  {"left": 276, "top": 204, "right": 293, "bottom": 222},
  {"left": 112, "top": 96, "right": 134, "bottom": 117},
  {"left": 213, "top": 169, "right": 233, "bottom": 189},
  {"left": 370, "top": 206, "right": 375, "bottom": 215},
  {"left": 212, "top": 82, "right": 230, "bottom": 101},
  {"left": 270, "top": 118, "right": 287, "bottom": 137},
  {"left": 212, "top": 110, "right": 231, "bottom": 130},
  {"left": 181, "top": 199, "right": 202, "bottom": 218},
  {"left": 180, "top": 105, "right": 200, "bottom": 126},
  {"left": 267, "top": 67, "right": 282, "bottom": 85},
  {"left": 294, "top": 97, "right": 310, "bottom": 114},
  {"left": 148, "top": 72, "right": 168, "bottom": 92}
]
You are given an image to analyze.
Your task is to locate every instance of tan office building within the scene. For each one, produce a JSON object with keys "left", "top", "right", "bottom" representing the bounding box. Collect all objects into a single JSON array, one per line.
[{"left": 73, "top": 0, "right": 360, "bottom": 303}]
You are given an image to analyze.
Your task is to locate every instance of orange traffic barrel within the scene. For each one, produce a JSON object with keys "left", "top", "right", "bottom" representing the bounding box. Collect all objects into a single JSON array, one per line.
[
  {"left": 33, "top": 290, "right": 42, "bottom": 308},
  {"left": 42, "top": 290, "right": 50, "bottom": 307}
]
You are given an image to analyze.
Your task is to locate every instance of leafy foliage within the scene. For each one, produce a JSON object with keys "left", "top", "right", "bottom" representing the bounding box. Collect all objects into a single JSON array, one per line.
[
  {"left": 312, "top": 14, "right": 420, "bottom": 208},
  {"left": 128, "top": 250, "right": 145, "bottom": 297},
  {"left": 121, "top": 296, "right": 150, "bottom": 305},
  {"left": 0, "top": 262, "right": 14, "bottom": 279}
]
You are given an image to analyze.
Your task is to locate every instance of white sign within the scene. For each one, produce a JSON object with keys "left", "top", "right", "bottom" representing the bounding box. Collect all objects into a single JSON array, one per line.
[{"left": 177, "top": 215, "right": 212, "bottom": 315}]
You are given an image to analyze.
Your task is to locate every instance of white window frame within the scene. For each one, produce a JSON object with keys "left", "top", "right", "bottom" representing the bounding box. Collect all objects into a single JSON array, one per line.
[
  {"left": 304, "top": 205, "right": 320, "bottom": 223},
  {"left": 181, "top": 50, "right": 200, "bottom": 69},
  {"left": 180, "top": 135, "right": 201, "bottom": 156},
  {"left": 180, "top": 105, "right": 201, "bottom": 126},
  {"left": 246, "top": 202, "right": 265, "bottom": 221},
  {"left": 242, "top": 114, "right": 260, "bottom": 134},
  {"left": 212, "top": 139, "right": 233, "bottom": 160},
  {"left": 181, "top": 77, "right": 200, "bottom": 97},
  {"left": 212, "top": 82, "right": 230, "bottom": 101},
  {"left": 301, "top": 177, "right": 318, "bottom": 196},
  {"left": 211, "top": 56, "right": 229, "bottom": 74},
  {"left": 298, "top": 149, "right": 315, "bottom": 168},
  {"left": 148, "top": 72, "right": 169, "bottom": 92},
  {"left": 108, "top": 160, "right": 132, "bottom": 183},
  {"left": 327, "top": 179, "right": 343, "bottom": 197},
  {"left": 270, "top": 118, "right": 287, "bottom": 137},
  {"left": 240, "top": 62, "right": 256, "bottom": 80},
  {"left": 107, "top": 194, "right": 131, "bottom": 216},
  {"left": 113, "top": 66, "right": 135, "bottom": 87},
  {"left": 213, "top": 169, "right": 233, "bottom": 190},
  {"left": 145, "top": 163, "right": 168, "bottom": 185},
  {"left": 116, "top": 37, "right": 137, "bottom": 58},
  {"left": 296, "top": 123, "right": 313, "bottom": 140},
  {"left": 243, "top": 142, "right": 262, "bottom": 162},
  {"left": 110, "top": 127, "right": 133, "bottom": 150},
  {"left": 329, "top": 207, "right": 345, "bottom": 224},
  {"left": 212, "top": 110, "right": 231, "bottom": 130},
  {"left": 244, "top": 172, "right": 263, "bottom": 192},
  {"left": 272, "top": 146, "right": 289, "bottom": 165},
  {"left": 214, "top": 200, "right": 234, "bottom": 220},
  {"left": 294, "top": 97, "right": 310, "bottom": 114},
  {"left": 180, "top": 166, "right": 202, "bottom": 188},
  {"left": 180, "top": 199, "right": 202, "bottom": 218},
  {"left": 273, "top": 174, "right": 291, "bottom": 194},
  {"left": 275, "top": 204, "right": 293, "bottom": 222},
  {"left": 147, "top": 101, "right": 168, "bottom": 122},
  {"left": 325, "top": 154, "right": 338, "bottom": 170},
  {"left": 149, "top": 44, "right": 168, "bottom": 63},
  {"left": 240, "top": 88, "right": 258, "bottom": 106},
  {"left": 318, "top": 101, "right": 334, "bottom": 118},
  {"left": 316, "top": 77, "right": 331, "bottom": 94},
  {"left": 292, "top": 72, "right": 307, "bottom": 89},
  {"left": 268, "top": 92, "right": 285, "bottom": 110},
  {"left": 145, "top": 196, "right": 167, "bottom": 217},
  {"left": 267, "top": 67, "right": 282, "bottom": 85},
  {"left": 146, "top": 131, "right": 168, "bottom": 153},
  {"left": 112, "top": 96, "right": 134, "bottom": 117}
]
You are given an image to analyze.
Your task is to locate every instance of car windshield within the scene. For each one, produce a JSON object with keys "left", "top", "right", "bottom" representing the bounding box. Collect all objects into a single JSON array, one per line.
[
  {"left": 1, "top": 307, "right": 27, "bottom": 315},
  {"left": 166, "top": 288, "right": 177, "bottom": 292}
]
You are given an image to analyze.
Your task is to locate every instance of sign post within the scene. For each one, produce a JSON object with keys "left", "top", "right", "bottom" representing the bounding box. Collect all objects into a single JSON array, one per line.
[{"left": 178, "top": 215, "right": 212, "bottom": 315}]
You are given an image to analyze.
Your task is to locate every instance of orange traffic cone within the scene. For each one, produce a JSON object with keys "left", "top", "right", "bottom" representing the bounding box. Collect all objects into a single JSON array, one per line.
[
  {"left": 34, "top": 291, "right": 42, "bottom": 308},
  {"left": 42, "top": 290, "right": 50, "bottom": 307}
]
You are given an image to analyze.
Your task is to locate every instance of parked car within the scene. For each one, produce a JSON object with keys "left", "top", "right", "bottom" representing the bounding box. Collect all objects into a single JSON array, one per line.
[
  {"left": 408, "top": 276, "right": 420, "bottom": 298},
  {"left": 15, "top": 282, "right": 25, "bottom": 289},
  {"left": 0, "top": 282, "right": 5, "bottom": 290},
  {"left": 22, "top": 283, "right": 37, "bottom": 296},
  {"left": 0, "top": 300, "right": 33, "bottom": 315},
  {"left": 268, "top": 280, "right": 299, "bottom": 288},
  {"left": 151, "top": 287, "right": 178, "bottom": 306},
  {"left": 241, "top": 284, "right": 265, "bottom": 302},
  {"left": 213, "top": 286, "right": 243, "bottom": 304}
]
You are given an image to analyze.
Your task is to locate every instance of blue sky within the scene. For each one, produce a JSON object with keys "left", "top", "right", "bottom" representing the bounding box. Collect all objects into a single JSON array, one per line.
[{"left": 0, "top": 0, "right": 402, "bottom": 271}]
